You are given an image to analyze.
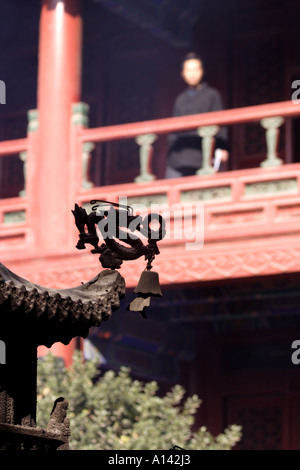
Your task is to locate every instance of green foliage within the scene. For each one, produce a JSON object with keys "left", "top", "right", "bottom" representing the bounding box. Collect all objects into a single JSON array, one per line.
[{"left": 37, "top": 351, "right": 242, "bottom": 450}]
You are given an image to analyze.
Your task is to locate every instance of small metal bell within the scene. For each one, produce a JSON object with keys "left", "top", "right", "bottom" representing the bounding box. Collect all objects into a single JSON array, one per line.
[
  {"left": 133, "top": 270, "right": 162, "bottom": 297},
  {"left": 127, "top": 269, "right": 162, "bottom": 319},
  {"left": 126, "top": 296, "right": 151, "bottom": 319}
]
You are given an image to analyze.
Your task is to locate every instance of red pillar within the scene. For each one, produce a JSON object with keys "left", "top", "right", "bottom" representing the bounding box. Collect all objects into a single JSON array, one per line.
[
  {"left": 38, "top": 338, "right": 78, "bottom": 368},
  {"left": 35, "top": 0, "right": 82, "bottom": 365},
  {"left": 36, "top": 0, "right": 82, "bottom": 254}
]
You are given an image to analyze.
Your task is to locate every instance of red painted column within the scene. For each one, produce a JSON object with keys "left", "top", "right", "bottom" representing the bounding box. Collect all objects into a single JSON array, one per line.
[
  {"left": 36, "top": 0, "right": 82, "bottom": 253},
  {"left": 35, "top": 0, "right": 83, "bottom": 366},
  {"left": 38, "top": 338, "right": 78, "bottom": 368}
]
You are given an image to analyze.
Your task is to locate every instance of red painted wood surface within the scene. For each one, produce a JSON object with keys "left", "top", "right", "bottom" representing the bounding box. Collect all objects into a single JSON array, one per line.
[
  {"left": 0, "top": 139, "right": 28, "bottom": 156},
  {"left": 2, "top": 163, "right": 300, "bottom": 290},
  {"left": 77, "top": 100, "right": 300, "bottom": 143},
  {"left": 35, "top": 0, "right": 82, "bottom": 253},
  {"left": 38, "top": 339, "right": 77, "bottom": 368}
]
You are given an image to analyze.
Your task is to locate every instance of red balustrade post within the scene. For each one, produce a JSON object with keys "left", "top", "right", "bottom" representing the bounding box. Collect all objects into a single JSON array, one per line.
[{"left": 35, "top": 0, "right": 82, "bottom": 253}]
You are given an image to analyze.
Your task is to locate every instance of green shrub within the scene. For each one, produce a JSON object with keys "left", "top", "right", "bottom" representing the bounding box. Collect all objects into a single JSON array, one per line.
[{"left": 37, "top": 351, "right": 242, "bottom": 450}]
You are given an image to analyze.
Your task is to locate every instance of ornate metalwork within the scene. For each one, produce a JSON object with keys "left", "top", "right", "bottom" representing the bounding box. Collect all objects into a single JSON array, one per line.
[
  {"left": 72, "top": 200, "right": 166, "bottom": 269},
  {"left": 0, "top": 261, "right": 126, "bottom": 450}
]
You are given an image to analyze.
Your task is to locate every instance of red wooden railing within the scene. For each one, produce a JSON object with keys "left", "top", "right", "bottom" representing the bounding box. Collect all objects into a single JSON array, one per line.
[
  {"left": 0, "top": 138, "right": 29, "bottom": 156},
  {"left": 73, "top": 99, "right": 300, "bottom": 185},
  {"left": 1, "top": 99, "right": 299, "bottom": 196},
  {"left": 77, "top": 100, "right": 300, "bottom": 143},
  {"left": 0, "top": 137, "right": 29, "bottom": 244},
  {"left": 1, "top": 99, "right": 300, "bottom": 254}
]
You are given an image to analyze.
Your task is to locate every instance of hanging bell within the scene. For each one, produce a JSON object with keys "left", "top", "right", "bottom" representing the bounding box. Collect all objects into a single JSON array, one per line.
[
  {"left": 127, "top": 269, "right": 162, "bottom": 319},
  {"left": 133, "top": 270, "right": 162, "bottom": 297},
  {"left": 126, "top": 296, "right": 151, "bottom": 319}
]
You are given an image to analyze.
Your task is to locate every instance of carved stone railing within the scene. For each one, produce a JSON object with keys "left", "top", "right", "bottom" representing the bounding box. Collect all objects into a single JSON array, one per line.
[{"left": 73, "top": 100, "right": 300, "bottom": 185}]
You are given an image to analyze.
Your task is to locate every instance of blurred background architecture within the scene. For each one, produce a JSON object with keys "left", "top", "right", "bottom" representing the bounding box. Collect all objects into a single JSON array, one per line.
[{"left": 1, "top": 0, "right": 300, "bottom": 450}]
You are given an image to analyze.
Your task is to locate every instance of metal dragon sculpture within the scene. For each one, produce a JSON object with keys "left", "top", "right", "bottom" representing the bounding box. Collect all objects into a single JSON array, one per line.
[
  {"left": 72, "top": 200, "right": 165, "bottom": 270},
  {"left": 72, "top": 200, "right": 166, "bottom": 318}
]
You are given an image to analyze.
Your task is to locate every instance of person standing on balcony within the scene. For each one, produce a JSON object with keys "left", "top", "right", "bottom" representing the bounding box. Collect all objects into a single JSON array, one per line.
[{"left": 165, "top": 52, "right": 229, "bottom": 178}]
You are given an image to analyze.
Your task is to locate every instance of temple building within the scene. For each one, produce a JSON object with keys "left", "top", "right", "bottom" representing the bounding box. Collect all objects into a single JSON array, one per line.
[{"left": 1, "top": 0, "right": 300, "bottom": 450}]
